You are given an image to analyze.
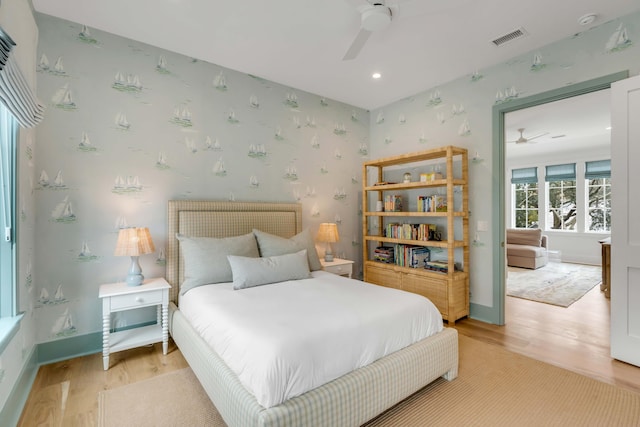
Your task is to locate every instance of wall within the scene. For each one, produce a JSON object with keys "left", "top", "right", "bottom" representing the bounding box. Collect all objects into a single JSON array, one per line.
[
  {"left": 368, "top": 11, "right": 640, "bottom": 312},
  {"left": 33, "top": 13, "right": 368, "bottom": 344},
  {"left": 0, "top": 0, "right": 39, "bottom": 419}
]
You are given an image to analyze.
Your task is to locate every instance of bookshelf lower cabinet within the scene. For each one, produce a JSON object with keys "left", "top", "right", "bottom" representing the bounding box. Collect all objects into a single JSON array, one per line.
[{"left": 365, "top": 262, "right": 468, "bottom": 324}]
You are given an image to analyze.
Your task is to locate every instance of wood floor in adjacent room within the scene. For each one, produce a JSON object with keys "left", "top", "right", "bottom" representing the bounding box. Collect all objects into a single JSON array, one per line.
[{"left": 18, "top": 285, "right": 640, "bottom": 426}]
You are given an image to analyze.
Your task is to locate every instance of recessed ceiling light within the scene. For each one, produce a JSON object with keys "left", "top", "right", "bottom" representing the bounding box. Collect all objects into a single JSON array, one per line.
[
  {"left": 372, "top": 72, "right": 382, "bottom": 79},
  {"left": 578, "top": 13, "right": 597, "bottom": 26}
]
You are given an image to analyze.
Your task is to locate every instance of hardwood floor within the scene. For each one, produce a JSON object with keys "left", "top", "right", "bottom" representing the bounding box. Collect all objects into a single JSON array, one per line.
[{"left": 18, "top": 284, "right": 640, "bottom": 426}]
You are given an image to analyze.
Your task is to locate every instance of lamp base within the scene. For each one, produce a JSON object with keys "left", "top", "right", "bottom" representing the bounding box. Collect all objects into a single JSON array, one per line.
[
  {"left": 126, "top": 256, "right": 144, "bottom": 286},
  {"left": 324, "top": 253, "right": 334, "bottom": 262}
]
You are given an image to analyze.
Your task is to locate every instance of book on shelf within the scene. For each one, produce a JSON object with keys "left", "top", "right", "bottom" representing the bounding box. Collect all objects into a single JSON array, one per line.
[
  {"left": 384, "top": 195, "right": 403, "bottom": 212},
  {"left": 385, "top": 223, "right": 437, "bottom": 241},
  {"left": 393, "top": 244, "right": 431, "bottom": 268},
  {"left": 373, "top": 246, "right": 394, "bottom": 263},
  {"left": 417, "top": 194, "right": 447, "bottom": 213}
]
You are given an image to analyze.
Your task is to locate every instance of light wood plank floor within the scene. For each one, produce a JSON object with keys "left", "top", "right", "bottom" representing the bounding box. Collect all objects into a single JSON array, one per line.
[{"left": 18, "top": 285, "right": 640, "bottom": 426}]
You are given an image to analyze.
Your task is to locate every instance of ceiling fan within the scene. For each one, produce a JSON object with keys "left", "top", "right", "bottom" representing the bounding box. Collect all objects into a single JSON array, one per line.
[
  {"left": 343, "top": 0, "right": 400, "bottom": 61},
  {"left": 508, "top": 128, "right": 549, "bottom": 144}
]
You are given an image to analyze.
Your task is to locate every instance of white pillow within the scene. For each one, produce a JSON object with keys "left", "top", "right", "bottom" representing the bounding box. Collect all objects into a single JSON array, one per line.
[
  {"left": 177, "top": 232, "right": 259, "bottom": 295},
  {"left": 253, "top": 228, "right": 322, "bottom": 271},
  {"left": 228, "top": 249, "right": 310, "bottom": 290}
]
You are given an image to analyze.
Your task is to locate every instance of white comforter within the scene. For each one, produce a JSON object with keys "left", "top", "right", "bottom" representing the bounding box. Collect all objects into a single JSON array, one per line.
[{"left": 179, "top": 270, "right": 443, "bottom": 408}]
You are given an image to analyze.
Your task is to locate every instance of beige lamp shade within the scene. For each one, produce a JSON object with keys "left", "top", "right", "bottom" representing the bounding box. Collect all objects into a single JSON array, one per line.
[
  {"left": 114, "top": 227, "right": 155, "bottom": 256},
  {"left": 316, "top": 223, "right": 339, "bottom": 262}
]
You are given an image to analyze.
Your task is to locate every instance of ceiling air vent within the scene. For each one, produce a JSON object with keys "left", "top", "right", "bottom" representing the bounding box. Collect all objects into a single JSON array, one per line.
[{"left": 491, "top": 27, "right": 528, "bottom": 47}]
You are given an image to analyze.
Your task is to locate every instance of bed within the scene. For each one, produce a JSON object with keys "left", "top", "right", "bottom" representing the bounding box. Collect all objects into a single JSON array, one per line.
[{"left": 166, "top": 200, "right": 458, "bottom": 427}]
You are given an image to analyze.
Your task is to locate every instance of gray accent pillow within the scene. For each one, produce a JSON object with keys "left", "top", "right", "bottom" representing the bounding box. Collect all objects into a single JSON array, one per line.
[
  {"left": 177, "top": 232, "right": 259, "bottom": 295},
  {"left": 228, "top": 249, "right": 311, "bottom": 290},
  {"left": 253, "top": 228, "right": 322, "bottom": 271}
]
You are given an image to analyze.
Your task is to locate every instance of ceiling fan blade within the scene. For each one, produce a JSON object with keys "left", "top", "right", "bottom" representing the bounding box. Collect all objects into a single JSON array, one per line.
[
  {"left": 343, "top": 28, "right": 372, "bottom": 60},
  {"left": 526, "top": 132, "right": 549, "bottom": 142}
]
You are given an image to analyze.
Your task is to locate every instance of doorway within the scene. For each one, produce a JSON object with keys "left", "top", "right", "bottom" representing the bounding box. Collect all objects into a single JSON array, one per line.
[{"left": 489, "top": 71, "right": 628, "bottom": 325}]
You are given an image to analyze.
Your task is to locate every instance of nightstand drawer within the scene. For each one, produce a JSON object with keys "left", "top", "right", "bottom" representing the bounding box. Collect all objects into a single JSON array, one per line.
[
  {"left": 324, "top": 264, "right": 352, "bottom": 276},
  {"left": 109, "top": 290, "right": 164, "bottom": 311}
]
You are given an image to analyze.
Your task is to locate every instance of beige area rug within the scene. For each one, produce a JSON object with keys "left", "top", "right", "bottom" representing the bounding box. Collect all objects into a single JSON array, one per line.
[
  {"left": 507, "top": 262, "right": 602, "bottom": 307},
  {"left": 97, "top": 335, "right": 640, "bottom": 427}
]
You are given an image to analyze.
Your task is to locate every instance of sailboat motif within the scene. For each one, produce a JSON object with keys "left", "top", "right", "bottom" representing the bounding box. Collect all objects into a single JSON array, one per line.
[
  {"left": 384, "top": 136, "right": 393, "bottom": 144},
  {"left": 351, "top": 173, "right": 358, "bottom": 184},
  {"left": 427, "top": 90, "right": 442, "bottom": 106},
  {"left": 358, "top": 143, "right": 368, "bottom": 155},
  {"left": 51, "top": 57, "right": 65, "bottom": 75},
  {"left": 376, "top": 112, "right": 384, "bottom": 124},
  {"left": 606, "top": 23, "right": 632, "bottom": 52},
  {"left": 333, "top": 188, "right": 347, "bottom": 200},
  {"left": 52, "top": 309, "right": 77, "bottom": 337},
  {"left": 52, "top": 170, "right": 66, "bottom": 188},
  {"left": 25, "top": 261, "right": 32, "bottom": 287},
  {"left": 156, "top": 248, "right": 166, "bottom": 265},
  {"left": 115, "top": 215, "right": 128, "bottom": 230},
  {"left": 284, "top": 92, "right": 298, "bottom": 108},
  {"left": 418, "top": 132, "right": 428, "bottom": 144},
  {"left": 293, "top": 189, "right": 301, "bottom": 201},
  {"left": 170, "top": 106, "right": 193, "bottom": 127},
  {"left": 305, "top": 116, "right": 316, "bottom": 127},
  {"left": 320, "top": 97, "right": 329, "bottom": 106},
  {"left": 249, "top": 95, "right": 259, "bottom": 108},
  {"left": 38, "top": 53, "right": 50, "bottom": 71},
  {"left": 211, "top": 138, "right": 222, "bottom": 151},
  {"left": 305, "top": 186, "right": 316, "bottom": 197},
  {"left": 213, "top": 71, "right": 227, "bottom": 90},
  {"left": 115, "top": 112, "right": 130, "bottom": 129},
  {"left": 113, "top": 72, "right": 143, "bottom": 92},
  {"left": 156, "top": 152, "right": 169, "bottom": 169},
  {"left": 112, "top": 175, "right": 142, "bottom": 193},
  {"left": 39, "top": 170, "right": 50, "bottom": 187},
  {"left": 495, "top": 86, "right": 519, "bottom": 104},
  {"left": 156, "top": 55, "right": 169, "bottom": 73},
  {"left": 320, "top": 164, "right": 328, "bottom": 174},
  {"left": 227, "top": 109, "right": 239, "bottom": 123},
  {"left": 78, "top": 132, "right": 96, "bottom": 151},
  {"left": 284, "top": 166, "right": 298, "bottom": 181},
  {"left": 334, "top": 148, "right": 342, "bottom": 159},
  {"left": 78, "top": 241, "right": 97, "bottom": 261},
  {"left": 51, "top": 196, "right": 76, "bottom": 223},
  {"left": 334, "top": 214, "right": 342, "bottom": 224},
  {"left": 398, "top": 114, "right": 406, "bottom": 124},
  {"left": 292, "top": 116, "right": 301, "bottom": 128},
  {"left": 458, "top": 119, "right": 471, "bottom": 136},
  {"left": 310, "top": 134, "right": 320, "bottom": 149},
  {"left": 184, "top": 138, "right": 197, "bottom": 153},
  {"left": 248, "top": 144, "right": 267, "bottom": 158},
  {"left": 213, "top": 158, "right": 227, "bottom": 176},
  {"left": 228, "top": 192, "right": 235, "bottom": 202},
  {"left": 470, "top": 70, "right": 483, "bottom": 82},
  {"left": 39, "top": 288, "right": 50, "bottom": 304},
  {"left": 333, "top": 123, "right": 346, "bottom": 135},
  {"left": 351, "top": 110, "right": 358, "bottom": 122},
  {"left": 53, "top": 284, "right": 66, "bottom": 302},
  {"left": 274, "top": 126, "right": 284, "bottom": 140},
  {"left": 78, "top": 25, "right": 97, "bottom": 44},
  {"left": 452, "top": 104, "right": 466, "bottom": 115},
  {"left": 52, "top": 84, "right": 76, "bottom": 110},
  {"left": 530, "top": 53, "right": 546, "bottom": 71},
  {"left": 311, "top": 204, "right": 320, "bottom": 217},
  {"left": 249, "top": 175, "right": 259, "bottom": 188}
]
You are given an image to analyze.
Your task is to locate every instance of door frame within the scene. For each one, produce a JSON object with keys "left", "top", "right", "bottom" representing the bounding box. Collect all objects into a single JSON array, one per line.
[{"left": 486, "top": 71, "right": 628, "bottom": 325}]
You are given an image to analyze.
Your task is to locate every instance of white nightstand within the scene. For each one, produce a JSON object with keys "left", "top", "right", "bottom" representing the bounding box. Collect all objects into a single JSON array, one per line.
[
  {"left": 320, "top": 258, "right": 354, "bottom": 278},
  {"left": 98, "top": 277, "right": 171, "bottom": 370}
]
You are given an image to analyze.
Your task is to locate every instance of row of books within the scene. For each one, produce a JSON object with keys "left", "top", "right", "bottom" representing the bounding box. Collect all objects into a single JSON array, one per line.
[
  {"left": 385, "top": 223, "right": 437, "bottom": 241},
  {"left": 423, "top": 260, "right": 462, "bottom": 273},
  {"left": 416, "top": 195, "right": 447, "bottom": 212},
  {"left": 373, "top": 245, "right": 431, "bottom": 269}
]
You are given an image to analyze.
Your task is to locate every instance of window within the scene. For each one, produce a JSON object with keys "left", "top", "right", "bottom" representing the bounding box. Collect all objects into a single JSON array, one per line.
[
  {"left": 511, "top": 167, "right": 539, "bottom": 228},
  {"left": 0, "top": 103, "right": 17, "bottom": 317},
  {"left": 546, "top": 163, "right": 576, "bottom": 231},
  {"left": 585, "top": 160, "right": 611, "bottom": 232}
]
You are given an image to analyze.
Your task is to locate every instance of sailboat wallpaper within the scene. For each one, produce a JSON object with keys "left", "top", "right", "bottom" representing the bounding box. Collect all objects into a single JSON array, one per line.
[{"left": 27, "top": 9, "right": 639, "bottom": 348}]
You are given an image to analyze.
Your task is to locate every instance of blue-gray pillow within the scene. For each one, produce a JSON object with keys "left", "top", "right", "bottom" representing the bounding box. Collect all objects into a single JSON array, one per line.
[
  {"left": 228, "top": 249, "right": 311, "bottom": 290},
  {"left": 177, "top": 232, "right": 259, "bottom": 294},
  {"left": 253, "top": 228, "right": 322, "bottom": 271}
]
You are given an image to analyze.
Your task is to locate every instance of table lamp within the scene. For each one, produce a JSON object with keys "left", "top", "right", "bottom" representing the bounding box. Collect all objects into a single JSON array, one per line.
[
  {"left": 114, "top": 227, "right": 155, "bottom": 286},
  {"left": 316, "top": 223, "right": 339, "bottom": 262}
]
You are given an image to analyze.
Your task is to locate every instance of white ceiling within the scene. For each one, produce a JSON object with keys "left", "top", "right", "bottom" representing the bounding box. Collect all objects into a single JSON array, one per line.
[{"left": 31, "top": 0, "right": 640, "bottom": 111}]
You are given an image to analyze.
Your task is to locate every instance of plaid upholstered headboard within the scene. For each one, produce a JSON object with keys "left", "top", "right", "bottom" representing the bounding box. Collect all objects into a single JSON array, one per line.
[{"left": 166, "top": 200, "right": 302, "bottom": 303}]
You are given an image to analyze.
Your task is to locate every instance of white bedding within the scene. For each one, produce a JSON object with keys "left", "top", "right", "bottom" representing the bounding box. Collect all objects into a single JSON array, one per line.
[{"left": 179, "top": 270, "right": 443, "bottom": 408}]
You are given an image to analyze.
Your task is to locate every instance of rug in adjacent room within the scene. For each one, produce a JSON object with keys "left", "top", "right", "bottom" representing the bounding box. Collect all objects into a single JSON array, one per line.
[{"left": 507, "top": 262, "right": 602, "bottom": 307}]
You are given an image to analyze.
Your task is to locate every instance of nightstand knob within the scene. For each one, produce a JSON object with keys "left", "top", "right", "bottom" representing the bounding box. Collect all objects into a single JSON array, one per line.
[{"left": 135, "top": 297, "right": 143, "bottom": 303}]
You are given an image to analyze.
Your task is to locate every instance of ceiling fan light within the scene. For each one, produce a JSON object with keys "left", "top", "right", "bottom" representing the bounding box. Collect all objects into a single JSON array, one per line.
[{"left": 361, "top": 6, "right": 392, "bottom": 32}]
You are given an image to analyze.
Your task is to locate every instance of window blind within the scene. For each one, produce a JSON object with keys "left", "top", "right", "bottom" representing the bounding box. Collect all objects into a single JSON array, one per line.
[
  {"left": 511, "top": 167, "right": 538, "bottom": 184},
  {"left": 545, "top": 163, "right": 576, "bottom": 181},
  {"left": 585, "top": 159, "right": 611, "bottom": 179},
  {"left": 0, "top": 26, "right": 44, "bottom": 128}
]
